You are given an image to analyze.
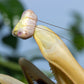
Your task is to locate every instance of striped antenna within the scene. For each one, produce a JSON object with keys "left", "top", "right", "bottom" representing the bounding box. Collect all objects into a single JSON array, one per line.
[{"left": 38, "top": 19, "right": 84, "bottom": 35}]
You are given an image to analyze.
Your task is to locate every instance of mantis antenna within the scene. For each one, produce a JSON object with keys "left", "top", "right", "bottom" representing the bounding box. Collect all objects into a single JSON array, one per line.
[
  {"left": 38, "top": 20, "right": 71, "bottom": 31},
  {"left": 12, "top": 9, "right": 83, "bottom": 43}
]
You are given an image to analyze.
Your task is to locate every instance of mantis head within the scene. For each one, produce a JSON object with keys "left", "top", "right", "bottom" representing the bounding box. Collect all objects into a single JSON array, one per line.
[{"left": 12, "top": 9, "right": 37, "bottom": 39}]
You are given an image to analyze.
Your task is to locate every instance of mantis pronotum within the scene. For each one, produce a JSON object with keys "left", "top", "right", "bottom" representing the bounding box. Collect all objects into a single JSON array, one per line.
[{"left": 0, "top": 9, "right": 84, "bottom": 84}]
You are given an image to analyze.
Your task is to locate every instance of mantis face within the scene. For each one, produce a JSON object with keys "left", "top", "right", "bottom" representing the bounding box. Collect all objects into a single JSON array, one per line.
[{"left": 12, "top": 9, "right": 37, "bottom": 39}]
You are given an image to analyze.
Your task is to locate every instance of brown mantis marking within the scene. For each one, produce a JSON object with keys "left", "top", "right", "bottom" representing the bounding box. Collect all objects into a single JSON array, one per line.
[
  {"left": 19, "top": 58, "right": 55, "bottom": 84},
  {"left": 0, "top": 58, "right": 55, "bottom": 84}
]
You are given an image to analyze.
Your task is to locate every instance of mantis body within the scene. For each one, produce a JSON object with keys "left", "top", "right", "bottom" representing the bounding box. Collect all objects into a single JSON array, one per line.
[
  {"left": 12, "top": 9, "right": 84, "bottom": 84},
  {"left": 0, "top": 9, "right": 84, "bottom": 84},
  {"left": 34, "top": 25, "right": 84, "bottom": 84}
]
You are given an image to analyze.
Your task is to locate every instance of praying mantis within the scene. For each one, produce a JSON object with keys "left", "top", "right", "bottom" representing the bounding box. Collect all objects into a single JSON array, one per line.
[{"left": 0, "top": 9, "right": 84, "bottom": 84}]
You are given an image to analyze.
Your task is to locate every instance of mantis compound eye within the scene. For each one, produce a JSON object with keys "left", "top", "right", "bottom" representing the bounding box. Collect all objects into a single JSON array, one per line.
[
  {"left": 12, "top": 9, "right": 37, "bottom": 39},
  {"left": 18, "top": 31, "right": 22, "bottom": 36}
]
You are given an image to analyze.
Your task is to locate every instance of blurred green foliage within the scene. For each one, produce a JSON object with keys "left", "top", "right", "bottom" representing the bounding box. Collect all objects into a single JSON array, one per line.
[
  {"left": 2, "top": 34, "right": 18, "bottom": 49},
  {"left": 70, "top": 12, "right": 84, "bottom": 50},
  {"left": 0, "top": 0, "right": 24, "bottom": 28},
  {"left": 0, "top": 0, "right": 27, "bottom": 83},
  {"left": 0, "top": 55, "right": 27, "bottom": 83},
  {"left": 0, "top": 0, "right": 24, "bottom": 49}
]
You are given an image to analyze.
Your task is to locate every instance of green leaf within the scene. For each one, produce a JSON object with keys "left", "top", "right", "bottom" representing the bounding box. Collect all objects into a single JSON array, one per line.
[
  {"left": 0, "top": 0, "right": 24, "bottom": 28},
  {"left": 0, "top": 20, "right": 4, "bottom": 30},
  {"left": 70, "top": 12, "right": 84, "bottom": 51},
  {"left": 73, "top": 35, "right": 84, "bottom": 50},
  {"left": 2, "top": 34, "right": 18, "bottom": 49}
]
